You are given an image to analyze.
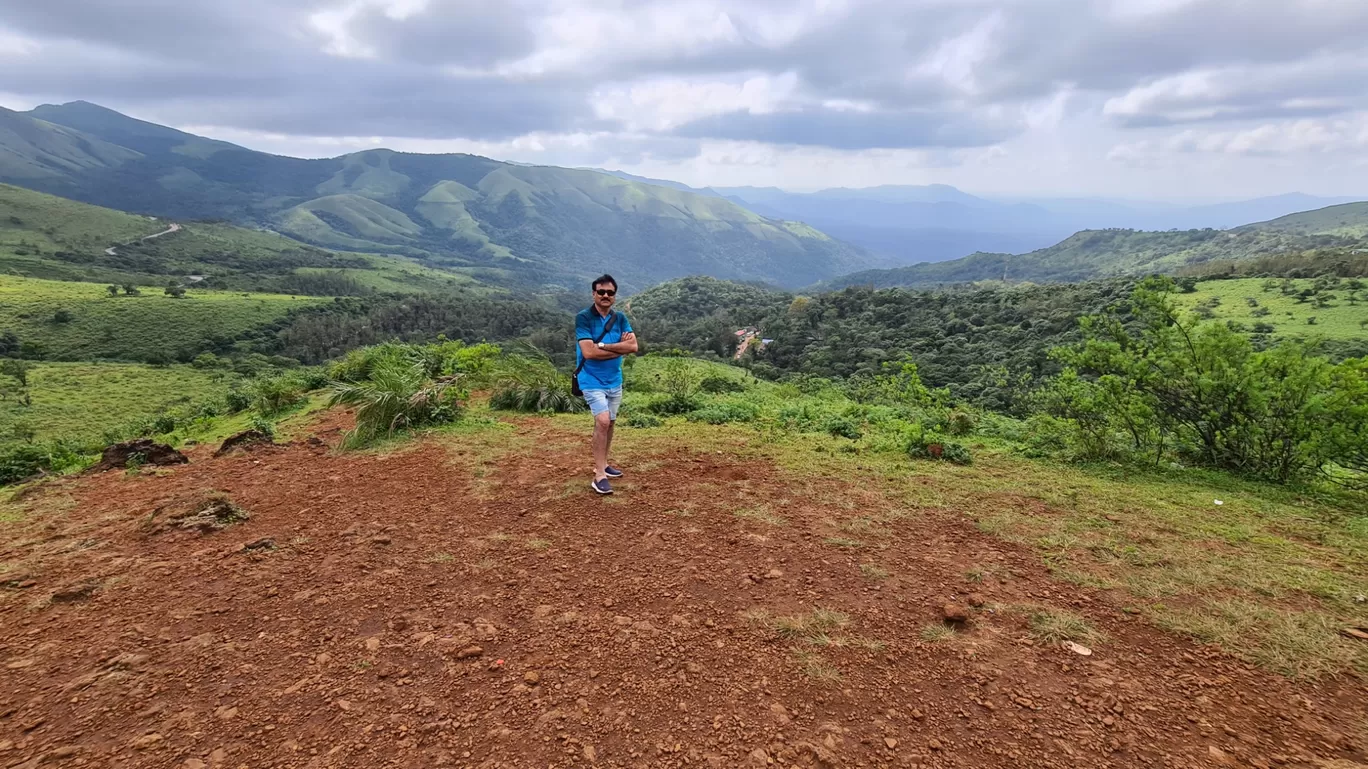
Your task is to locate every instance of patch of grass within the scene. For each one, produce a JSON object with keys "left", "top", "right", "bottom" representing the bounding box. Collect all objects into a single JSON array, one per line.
[
  {"left": 733, "top": 506, "right": 786, "bottom": 527},
  {"left": 526, "top": 537, "right": 552, "bottom": 551},
  {"left": 1174, "top": 277, "right": 1368, "bottom": 342},
  {"left": 1025, "top": 607, "right": 1102, "bottom": 645},
  {"left": 426, "top": 552, "right": 454, "bottom": 563},
  {"left": 1153, "top": 599, "right": 1365, "bottom": 679},
  {"left": 859, "top": 563, "right": 890, "bottom": 580},
  {"left": 920, "top": 623, "right": 956, "bottom": 642},
  {"left": 792, "top": 649, "right": 843, "bottom": 683},
  {"left": 823, "top": 536, "right": 864, "bottom": 549},
  {"left": 0, "top": 275, "right": 323, "bottom": 362},
  {"left": 0, "top": 362, "right": 231, "bottom": 450}
]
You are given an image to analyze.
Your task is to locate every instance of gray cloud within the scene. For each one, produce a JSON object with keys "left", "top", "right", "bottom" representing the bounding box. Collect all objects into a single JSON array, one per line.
[{"left": 0, "top": 0, "right": 1366, "bottom": 159}]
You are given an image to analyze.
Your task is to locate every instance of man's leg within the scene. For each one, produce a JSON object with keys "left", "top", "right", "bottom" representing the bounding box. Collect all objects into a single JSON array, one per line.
[
  {"left": 604, "top": 387, "right": 621, "bottom": 469},
  {"left": 592, "top": 412, "right": 611, "bottom": 480}
]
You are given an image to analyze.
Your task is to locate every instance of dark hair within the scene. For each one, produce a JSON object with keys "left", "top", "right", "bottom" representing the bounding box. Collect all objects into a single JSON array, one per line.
[{"left": 591, "top": 274, "right": 617, "bottom": 292}]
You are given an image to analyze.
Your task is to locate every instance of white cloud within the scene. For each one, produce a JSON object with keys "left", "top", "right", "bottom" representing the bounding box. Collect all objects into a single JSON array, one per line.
[{"left": 590, "top": 73, "right": 799, "bottom": 132}]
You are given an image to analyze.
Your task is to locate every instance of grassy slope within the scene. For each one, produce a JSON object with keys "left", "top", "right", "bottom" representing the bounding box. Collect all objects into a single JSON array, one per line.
[
  {"left": 1175, "top": 278, "right": 1368, "bottom": 340},
  {"left": 0, "top": 182, "right": 162, "bottom": 254},
  {"left": 0, "top": 362, "right": 227, "bottom": 448},
  {"left": 0, "top": 275, "right": 322, "bottom": 360},
  {"left": 1239, "top": 201, "right": 1368, "bottom": 237},
  {"left": 600, "top": 356, "right": 1367, "bottom": 678}
]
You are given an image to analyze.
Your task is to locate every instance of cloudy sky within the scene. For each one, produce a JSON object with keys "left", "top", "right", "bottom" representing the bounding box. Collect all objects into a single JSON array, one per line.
[{"left": 2, "top": 0, "right": 1367, "bottom": 198}]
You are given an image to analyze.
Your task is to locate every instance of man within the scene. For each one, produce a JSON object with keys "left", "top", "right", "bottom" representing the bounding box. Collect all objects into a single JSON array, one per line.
[{"left": 576, "top": 274, "right": 638, "bottom": 495}]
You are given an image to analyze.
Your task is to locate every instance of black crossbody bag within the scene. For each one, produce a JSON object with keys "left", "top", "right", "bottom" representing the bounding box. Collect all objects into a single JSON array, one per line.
[{"left": 570, "top": 311, "right": 619, "bottom": 398}]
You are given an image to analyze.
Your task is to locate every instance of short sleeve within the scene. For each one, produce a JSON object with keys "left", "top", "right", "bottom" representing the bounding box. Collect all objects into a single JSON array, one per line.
[
  {"left": 575, "top": 311, "right": 593, "bottom": 341},
  {"left": 620, "top": 312, "right": 634, "bottom": 334}
]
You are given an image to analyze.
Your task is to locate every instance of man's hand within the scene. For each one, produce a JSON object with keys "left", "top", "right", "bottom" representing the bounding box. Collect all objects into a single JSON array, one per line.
[{"left": 602, "top": 331, "right": 638, "bottom": 356}]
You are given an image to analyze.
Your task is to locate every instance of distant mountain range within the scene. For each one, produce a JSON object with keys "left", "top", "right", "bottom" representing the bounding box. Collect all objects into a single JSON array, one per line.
[
  {"left": 604, "top": 172, "right": 1366, "bottom": 268},
  {"left": 818, "top": 203, "right": 1368, "bottom": 290},
  {"left": 0, "top": 102, "right": 874, "bottom": 291}
]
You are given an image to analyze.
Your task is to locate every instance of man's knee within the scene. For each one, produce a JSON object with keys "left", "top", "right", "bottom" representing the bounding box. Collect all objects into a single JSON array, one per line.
[{"left": 594, "top": 412, "right": 613, "bottom": 430}]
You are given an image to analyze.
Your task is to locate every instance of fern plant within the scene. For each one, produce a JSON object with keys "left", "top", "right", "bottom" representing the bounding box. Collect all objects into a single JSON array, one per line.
[{"left": 488, "top": 353, "right": 585, "bottom": 414}]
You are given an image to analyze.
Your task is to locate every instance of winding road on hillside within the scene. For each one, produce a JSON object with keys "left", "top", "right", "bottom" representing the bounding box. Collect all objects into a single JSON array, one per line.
[{"left": 104, "top": 222, "right": 181, "bottom": 256}]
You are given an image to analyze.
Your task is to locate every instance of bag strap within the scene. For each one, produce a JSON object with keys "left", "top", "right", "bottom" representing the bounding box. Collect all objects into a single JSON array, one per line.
[{"left": 573, "top": 311, "right": 619, "bottom": 379}]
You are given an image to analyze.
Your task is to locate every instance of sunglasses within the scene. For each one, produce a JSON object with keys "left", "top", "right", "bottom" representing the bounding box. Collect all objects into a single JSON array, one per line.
[{"left": 595, "top": 289, "right": 616, "bottom": 296}]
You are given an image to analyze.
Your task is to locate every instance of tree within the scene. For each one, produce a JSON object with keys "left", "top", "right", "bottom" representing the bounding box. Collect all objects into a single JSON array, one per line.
[
  {"left": 52, "top": 309, "right": 73, "bottom": 324},
  {"left": 165, "top": 282, "right": 186, "bottom": 299},
  {"left": 122, "top": 283, "right": 140, "bottom": 296},
  {"left": 0, "top": 360, "right": 33, "bottom": 407},
  {"left": 107, "top": 285, "right": 120, "bottom": 298}
]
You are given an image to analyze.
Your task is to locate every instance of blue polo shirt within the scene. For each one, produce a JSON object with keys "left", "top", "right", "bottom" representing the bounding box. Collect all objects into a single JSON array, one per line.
[{"left": 575, "top": 307, "right": 632, "bottom": 391}]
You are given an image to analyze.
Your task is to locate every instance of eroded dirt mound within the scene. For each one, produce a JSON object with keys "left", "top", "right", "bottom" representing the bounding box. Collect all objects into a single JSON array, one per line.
[
  {"left": 0, "top": 415, "right": 1363, "bottom": 769},
  {"left": 213, "top": 430, "right": 274, "bottom": 458},
  {"left": 87, "top": 439, "right": 188, "bottom": 473},
  {"left": 139, "top": 492, "right": 249, "bottom": 537}
]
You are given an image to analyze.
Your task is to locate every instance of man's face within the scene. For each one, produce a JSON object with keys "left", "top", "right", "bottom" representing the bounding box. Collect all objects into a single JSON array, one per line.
[{"left": 593, "top": 282, "right": 617, "bottom": 312}]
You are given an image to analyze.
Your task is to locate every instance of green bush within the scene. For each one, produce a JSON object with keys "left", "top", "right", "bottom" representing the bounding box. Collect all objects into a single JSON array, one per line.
[
  {"left": 488, "top": 352, "right": 585, "bottom": 414},
  {"left": 947, "top": 410, "right": 977, "bottom": 436},
  {"left": 250, "top": 374, "right": 307, "bottom": 416},
  {"left": 0, "top": 440, "right": 85, "bottom": 486},
  {"left": 225, "top": 387, "right": 252, "bottom": 414},
  {"left": 646, "top": 394, "right": 702, "bottom": 416},
  {"left": 623, "top": 413, "right": 663, "bottom": 428},
  {"left": 699, "top": 375, "right": 745, "bottom": 394},
  {"left": 822, "top": 415, "right": 863, "bottom": 440},
  {"left": 686, "top": 400, "right": 759, "bottom": 424},
  {"left": 908, "top": 430, "right": 972, "bottom": 464},
  {"left": 328, "top": 361, "right": 465, "bottom": 448}
]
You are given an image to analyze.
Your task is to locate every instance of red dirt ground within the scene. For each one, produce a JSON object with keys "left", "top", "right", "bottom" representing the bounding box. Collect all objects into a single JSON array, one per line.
[{"left": 0, "top": 414, "right": 1364, "bottom": 769}]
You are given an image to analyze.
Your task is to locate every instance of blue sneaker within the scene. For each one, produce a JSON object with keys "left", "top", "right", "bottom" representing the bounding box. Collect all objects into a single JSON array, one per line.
[
  {"left": 604, "top": 466, "right": 623, "bottom": 479},
  {"left": 591, "top": 478, "right": 614, "bottom": 495}
]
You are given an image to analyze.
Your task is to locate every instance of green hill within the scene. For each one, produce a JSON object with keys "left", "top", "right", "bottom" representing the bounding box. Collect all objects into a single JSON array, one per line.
[
  {"left": 0, "top": 102, "right": 874, "bottom": 290},
  {"left": 1236, "top": 201, "right": 1368, "bottom": 238},
  {"left": 821, "top": 226, "right": 1368, "bottom": 290}
]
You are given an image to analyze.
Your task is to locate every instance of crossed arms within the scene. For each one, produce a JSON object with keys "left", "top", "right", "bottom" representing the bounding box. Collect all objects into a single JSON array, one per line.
[{"left": 579, "top": 331, "right": 638, "bottom": 360}]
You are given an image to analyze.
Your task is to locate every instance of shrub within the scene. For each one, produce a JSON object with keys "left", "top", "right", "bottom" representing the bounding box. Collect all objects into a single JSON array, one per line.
[
  {"left": 623, "top": 413, "right": 663, "bottom": 428},
  {"left": 250, "top": 374, "right": 307, "bottom": 416},
  {"left": 699, "top": 375, "right": 745, "bottom": 394},
  {"left": 488, "top": 352, "right": 585, "bottom": 414},
  {"left": 946, "top": 410, "right": 977, "bottom": 436},
  {"left": 908, "top": 430, "right": 972, "bottom": 464},
  {"left": 329, "top": 361, "right": 465, "bottom": 448},
  {"left": 0, "top": 440, "right": 85, "bottom": 486},
  {"left": 299, "top": 368, "right": 331, "bottom": 391},
  {"left": 249, "top": 415, "right": 277, "bottom": 440},
  {"left": 225, "top": 387, "right": 252, "bottom": 414},
  {"left": 658, "top": 358, "right": 702, "bottom": 401},
  {"left": 686, "top": 401, "right": 759, "bottom": 425},
  {"left": 646, "top": 394, "right": 702, "bottom": 416},
  {"left": 822, "top": 415, "right": 863, "bottom": 440}
]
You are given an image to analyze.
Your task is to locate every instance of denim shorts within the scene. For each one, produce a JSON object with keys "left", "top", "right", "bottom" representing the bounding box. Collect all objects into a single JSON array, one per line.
[{"left": 583, "top": 387, "right": 623, "bottom": 420}]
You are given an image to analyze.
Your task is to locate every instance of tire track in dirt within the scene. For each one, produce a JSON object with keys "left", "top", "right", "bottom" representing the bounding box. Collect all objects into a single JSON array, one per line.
[{"left": 0, "top": 416, "right": 1363, "bottom": 768}]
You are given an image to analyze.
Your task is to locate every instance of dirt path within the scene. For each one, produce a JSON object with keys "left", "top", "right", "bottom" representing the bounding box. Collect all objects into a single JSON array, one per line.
[
  {"left": 0, "top": 416, "right": 1363, "bottom": 769},
  {"left": 105, "top": 222, "right": 182, "bottom": 257}
]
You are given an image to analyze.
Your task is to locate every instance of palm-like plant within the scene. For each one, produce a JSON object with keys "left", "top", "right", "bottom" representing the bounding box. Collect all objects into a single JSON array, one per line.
[
  {"left": 488, "top": 347, "right": 585, "bottom": 414},
  {"left": 328, "top": 360, "right": 464, "bottom": 447}
]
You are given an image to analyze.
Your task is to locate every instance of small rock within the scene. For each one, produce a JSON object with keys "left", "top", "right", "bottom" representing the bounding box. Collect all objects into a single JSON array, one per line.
[
  {"left": 315, "top": 652, "right": 332, "bottom": 665},
  {"left": 748, "top": 747, "right": 771, "bottom": 766},
  {"left": 336, "top": 699, "right": 352, "bottom": 712},
  {"left": 524, "top": 671, "right": 541, "bottom": 686},
  {"left": 50, "top": 582, "right": 98, "bottom": 603},
  {"left": 214, "top": 706, "right": 238, "bottom": 720},
  {"left": 455, "top": 645, "right": 483, "bottom": 660},
  {"left": 928, "top": 738, "right": 943, "bottom": 751},
  {"left": 44, "top": 745, "right": 80, "bottom": 760},
  {"left": 967, "top": 593, "right": 985, "bottom": 608},
  {"left": 209, "top": 748, "right": 227, "bottom": 764},
  {"left": 583, "top": 745, "right": 597, "bottom": 762},
  {"left": 183, "top": 760, "right": 207, "bottom": 769},
  {"left": 765, "top": 569, "right": 784, "bottom": 579},
  {"left": 370, "top": 535, "right": 392, "bottom": 546},
  {"left": 365, "top": 637, "right": 381, "bottom": 652},
  {"left": 941, "top": 603, "right": 970, "bottom": 623},
  {"left": 130, "top": 733, "right": 163, "bottom": 749},
  {"left": 5, "top": 659, "right": 34, "bottom": 669},
  {"left": 240, "top": 537, "right": 275, "bottom": 552},
  {"left": 912, "top": 709, "right": 924, "bottom": 720},
  {"left": 884, "top": 737, "right": 898, "bottom": 749}
]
